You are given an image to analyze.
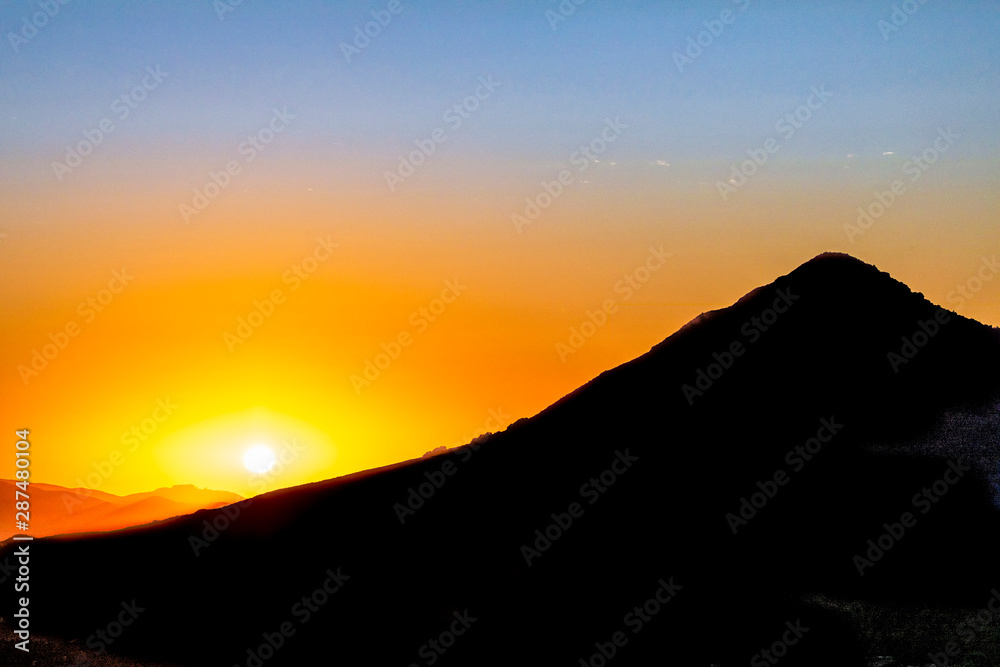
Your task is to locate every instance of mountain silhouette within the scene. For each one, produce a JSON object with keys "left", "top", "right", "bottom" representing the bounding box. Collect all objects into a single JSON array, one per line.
[
  {"left": 0, "top": 481, "right": 242, "bottom": 541},
  {"left": 3, "top": 253, "right": 1000, "bottom": 666}
]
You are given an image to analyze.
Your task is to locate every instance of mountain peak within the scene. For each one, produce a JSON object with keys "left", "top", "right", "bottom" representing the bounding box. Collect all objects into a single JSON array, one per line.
[
  {"left": 787, "top": 252, "right": 887, "bottom": 286},
  {"left": 6, "top": 253, "right": 1000, "bottom": 666},
  {"left": 803, "top": 250, "right": 869, "bottom": 266}
]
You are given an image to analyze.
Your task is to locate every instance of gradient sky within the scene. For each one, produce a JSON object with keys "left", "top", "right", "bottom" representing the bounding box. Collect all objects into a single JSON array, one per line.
[{"left": 2, "top": 0, "right": 999, "bottom": 498}]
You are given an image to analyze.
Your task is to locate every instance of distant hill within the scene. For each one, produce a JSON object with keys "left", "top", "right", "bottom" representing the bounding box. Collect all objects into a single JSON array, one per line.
[
  {"left": 3, "top": 253, "right": 1000, "bottom": 667},
  {"left": 0, "top": 481, "right": 242, "bottom": 541}
]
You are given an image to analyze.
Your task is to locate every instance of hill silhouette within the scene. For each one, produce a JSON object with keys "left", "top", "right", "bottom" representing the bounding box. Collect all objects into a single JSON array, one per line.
[
  {"left": 3, "top": 252, "right": 1000, "bottom": 666},
  {"left": 0, "top": 482, "right": 242, "bottom": 541}
]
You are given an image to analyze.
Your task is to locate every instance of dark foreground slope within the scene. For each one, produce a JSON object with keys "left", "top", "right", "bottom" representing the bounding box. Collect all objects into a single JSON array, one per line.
[{"left": 4, "top": 253, "right": 1000, "bottom": 667}]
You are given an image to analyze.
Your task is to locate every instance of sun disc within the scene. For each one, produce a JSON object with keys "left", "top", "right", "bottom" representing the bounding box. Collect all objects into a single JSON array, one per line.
[{"left": 243, "top": 444, "right": 277, "bottom": 474}]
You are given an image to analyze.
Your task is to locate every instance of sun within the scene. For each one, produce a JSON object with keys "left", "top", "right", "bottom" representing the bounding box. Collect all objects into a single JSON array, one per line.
[{"left": 243, "top": 444, "right": 277, "bottom": 474}]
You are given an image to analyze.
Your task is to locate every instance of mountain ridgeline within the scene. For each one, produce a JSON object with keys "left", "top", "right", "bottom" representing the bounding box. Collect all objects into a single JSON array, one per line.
[{"left": 4, "top": 253, "right": 1000, "bottom": 666}]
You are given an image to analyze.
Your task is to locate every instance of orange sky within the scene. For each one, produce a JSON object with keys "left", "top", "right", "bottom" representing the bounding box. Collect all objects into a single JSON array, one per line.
[{"left": 2, "top": 151, "right": 998, "bottom": 498}]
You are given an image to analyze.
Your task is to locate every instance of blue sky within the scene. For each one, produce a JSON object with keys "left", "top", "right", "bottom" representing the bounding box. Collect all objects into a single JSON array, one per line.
[{"left": 2, "top": 0, "right": 998, "bottom": 164}]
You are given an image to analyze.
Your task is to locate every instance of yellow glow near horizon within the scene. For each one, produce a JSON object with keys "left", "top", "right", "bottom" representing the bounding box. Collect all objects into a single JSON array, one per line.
[
  {"left": 154, "top": 408, "right": 337, "bottom": 498},
  {"left": 2, "top": 165, "right": 998, "bottom": 501}
]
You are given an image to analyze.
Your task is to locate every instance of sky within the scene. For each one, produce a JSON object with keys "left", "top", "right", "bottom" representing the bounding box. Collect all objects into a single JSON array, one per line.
[{"left": 2, "top": 0, "right": 999, "bottom": 498}]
